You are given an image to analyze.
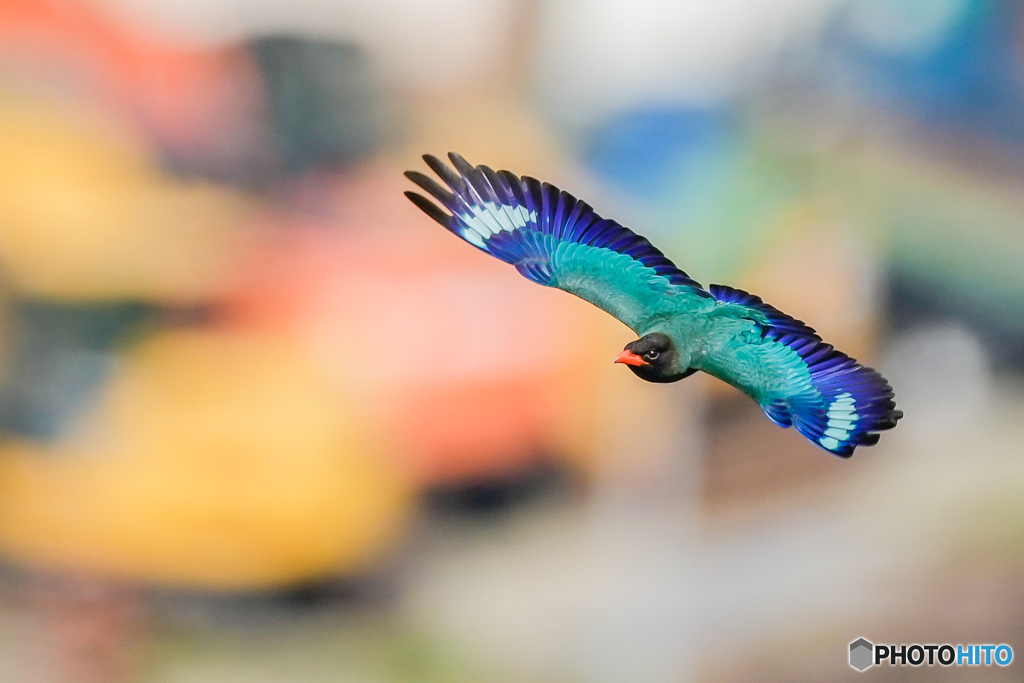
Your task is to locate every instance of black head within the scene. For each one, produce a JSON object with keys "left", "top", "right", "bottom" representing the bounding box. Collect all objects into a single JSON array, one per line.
[{"left": 615, "top": 332, "right": 694, "bottom": 384}]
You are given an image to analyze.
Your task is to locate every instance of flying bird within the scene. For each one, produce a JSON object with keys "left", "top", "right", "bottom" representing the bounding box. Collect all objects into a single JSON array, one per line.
[{"left": 404, "top": 153, "right": 902, "bottom": 456}]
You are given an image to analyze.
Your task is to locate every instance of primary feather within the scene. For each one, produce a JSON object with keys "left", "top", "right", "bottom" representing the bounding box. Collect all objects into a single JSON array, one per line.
[{"left": 405, "top": 153, "right": 902, "bottom": 457}]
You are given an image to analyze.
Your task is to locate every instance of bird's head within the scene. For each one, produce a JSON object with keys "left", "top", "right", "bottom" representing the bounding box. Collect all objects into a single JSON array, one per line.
[{"left": 615, "top": 332, "right": 694, "bottom": 383}]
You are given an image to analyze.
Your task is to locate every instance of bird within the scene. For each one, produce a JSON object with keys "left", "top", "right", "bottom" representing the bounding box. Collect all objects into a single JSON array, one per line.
[{"left": 404, "top": 153, "right": 902, "bottom": 457}]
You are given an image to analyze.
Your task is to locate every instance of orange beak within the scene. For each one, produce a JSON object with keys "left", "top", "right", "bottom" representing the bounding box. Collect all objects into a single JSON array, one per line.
[{"left": 615, "top": 350, "right": 646, "bottom": 367}]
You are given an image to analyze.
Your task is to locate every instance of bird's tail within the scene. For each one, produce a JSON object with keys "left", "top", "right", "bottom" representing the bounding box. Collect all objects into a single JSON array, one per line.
[{"left": 762, "top": 334, "right": 903, "bottom": 457}]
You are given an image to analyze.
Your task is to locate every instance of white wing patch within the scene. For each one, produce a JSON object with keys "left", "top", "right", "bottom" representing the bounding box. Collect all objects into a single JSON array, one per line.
[
  {"left": 458, "top": 202, "right": 537, "bottom": 251},
  {"left": 819, "top": 391, "right": 858, "bottom": 451},
  {"left": 461, "top": 228, "right": 487, "bottom": 249}
]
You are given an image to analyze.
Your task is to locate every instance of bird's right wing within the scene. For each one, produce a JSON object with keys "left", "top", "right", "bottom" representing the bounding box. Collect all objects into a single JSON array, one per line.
[
  {"left": 700, "top": 285, "right": 902, "bottom": 457},
  {"left": 405, "top": 153, "right": 711, "bottom": 334}
]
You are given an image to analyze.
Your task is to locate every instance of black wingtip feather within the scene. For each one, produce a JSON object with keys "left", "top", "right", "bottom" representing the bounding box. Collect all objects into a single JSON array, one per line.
[
  {"left": 449, "top": 153, "right": 495, "bottom": 204},
  {"left": 860, "top": 432, "right": 881, "bottom": 446},
  {"left": 423, "top": 154, "right": 464, "bottom": 190},
  {"left": 405, "top": 170, "right": 458, "bottom": 208},
  {"left": 447, "top": 151, "right": 472, "bottom": 172},
  {"left": 447, "top": 153, "right": 481, "bottom": 189},
  {"left": 404, "top": 191, "right": 455, "bottom": 230}
]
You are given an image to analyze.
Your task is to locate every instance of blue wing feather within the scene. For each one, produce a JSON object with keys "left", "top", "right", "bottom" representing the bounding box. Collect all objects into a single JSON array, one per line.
[
  {"left": 708, "top": 284, "right": 820, "bottom": 339},
  {"left": 702, "top": 287, "right": 901, "bottom": 456},
  {"left": 405, "top": 153, "right": 710, "bottom": 332},
  {"left": 760, "top": 330, "right": 902, "bottom": 457},
  {"left": 407, "top": 154, "right": 706, "bottom": 291}
]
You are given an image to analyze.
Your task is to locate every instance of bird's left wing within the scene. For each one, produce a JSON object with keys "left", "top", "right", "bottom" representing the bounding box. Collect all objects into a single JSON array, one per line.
[{"left": 405, "top": 153, "right": 711, "bottom": 333}]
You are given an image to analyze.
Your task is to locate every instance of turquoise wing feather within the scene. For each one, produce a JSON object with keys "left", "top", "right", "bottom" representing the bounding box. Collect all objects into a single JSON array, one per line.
[
  {"left": 405, "top": 153, "right": 711, "bottom": 333},
  {"left": 699, "top": 285, "right": 902, "bottom": 457}
]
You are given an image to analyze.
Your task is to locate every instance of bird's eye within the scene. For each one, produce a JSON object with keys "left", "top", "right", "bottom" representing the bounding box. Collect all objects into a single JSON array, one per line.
[{"left": 645, "top": 350, "right": 660, "bottom": 361}]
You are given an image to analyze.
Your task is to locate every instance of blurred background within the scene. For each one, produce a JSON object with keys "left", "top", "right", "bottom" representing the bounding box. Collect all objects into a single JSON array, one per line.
[{"left": 0, "top": 0, "right": 1022, "bottom": 681}]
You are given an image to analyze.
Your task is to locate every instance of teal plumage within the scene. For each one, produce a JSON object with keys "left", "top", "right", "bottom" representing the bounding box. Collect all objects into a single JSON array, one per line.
[{"left": 405, "top": 153, "right": 902, "bottom": 457}]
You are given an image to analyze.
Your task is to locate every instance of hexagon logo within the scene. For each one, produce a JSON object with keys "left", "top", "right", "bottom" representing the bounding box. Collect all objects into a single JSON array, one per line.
[{"left": 849, "top": 638, "right": 874, "bottom": 671}]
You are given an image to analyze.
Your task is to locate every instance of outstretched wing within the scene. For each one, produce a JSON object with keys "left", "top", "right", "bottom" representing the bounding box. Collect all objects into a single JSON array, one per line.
[
  {"left": 404, "top": 153, "right": 710, "bottom": 333},
  {"left": 702, "top": 285, "right": 902, "bottom": 457}
]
